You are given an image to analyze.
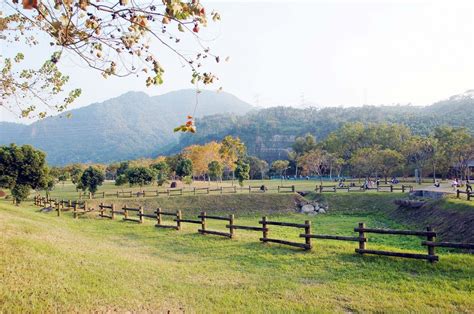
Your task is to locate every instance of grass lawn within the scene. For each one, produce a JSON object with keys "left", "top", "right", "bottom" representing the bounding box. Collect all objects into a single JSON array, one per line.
[
  {"left": 39, "top": 178, "right": 440, "bottom": 201},
  {"left": 1, "top": 197, "right": 473, "bottom": 312}
]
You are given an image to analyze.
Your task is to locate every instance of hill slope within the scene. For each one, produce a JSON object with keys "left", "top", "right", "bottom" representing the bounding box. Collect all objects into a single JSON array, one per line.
[
  {"left": 1, "top": 199, "right": 473, "bottom": 312},
  {"left": 172, "top": 92, "right": 474, "bottom": 161},
  {"left": 0, "top": 89, "right": 253, "bottom": 165}
]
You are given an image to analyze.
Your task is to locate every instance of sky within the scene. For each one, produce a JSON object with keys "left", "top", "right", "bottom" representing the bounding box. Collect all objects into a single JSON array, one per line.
[{"left": 2, "top": 0, "right": 474, "bottom": 123}]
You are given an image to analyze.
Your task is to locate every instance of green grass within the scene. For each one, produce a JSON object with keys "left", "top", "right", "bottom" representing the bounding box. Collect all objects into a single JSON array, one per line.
[
  {"left": 1, "top": 198, "right": 473, "bottom": 313},
  {"left": 36, "top": 179, "right": 439, "bottom": 201}
]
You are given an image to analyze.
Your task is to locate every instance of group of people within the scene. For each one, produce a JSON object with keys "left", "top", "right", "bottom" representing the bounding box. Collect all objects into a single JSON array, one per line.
[{"left": 433, "top": 178, "right": 472, "bottom": 192}]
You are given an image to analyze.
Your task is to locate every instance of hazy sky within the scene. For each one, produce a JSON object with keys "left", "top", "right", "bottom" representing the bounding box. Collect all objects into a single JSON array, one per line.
[{"left": 2, "top": 0, "right": 474, "bottom": 123}]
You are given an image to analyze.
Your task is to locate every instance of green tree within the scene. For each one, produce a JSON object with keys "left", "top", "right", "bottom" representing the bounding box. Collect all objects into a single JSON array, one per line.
[
  {"left": 434, "top": 126, "right": 474, "bottom": 180},
  {"left": 349, "top": 147, "right": 379, "bottom": 180},
  {"left": 234, "top": 159, "right": 250, "bottom": 187},
  {"left": 176, "top": 158, "right": 193, "bottom": 178},
  {"left": 80, "top": 166, "right": 105, "bottom": 194},
  {"left": 116, "top": 161, "right": 130, "bottom": 177},
  {"left": 115, "top": 174, "right": 128, "bottom": 186},
  {"left": 271, "top": 160, "right": 290, "bottom": 184},
  {"left": 125, "top": 167, "right": 155, "bottom": 187},
  {"left": 151, "top": 161, "right": 170, "bottom": 186},
  {"left": 219, "top": 136, "right": 247, "bottom": 179},
  {"left": 404, "top": 137, "right": 435, "bottom": 184},
  {"left": 208, "top": 160, "right": 224, "bottom": 182},
  {"left": 297, "top": 149, "right": 328, "bottom": 183},
  {"left": 247, "top": 156, "right": 269, "bottom": 180},
  {"left": 0, "top": 144, "right": 49, "bottom": 203},
  {"left": 69, "top": 164, "right": 84, "bottom": 190},
  {"left": 292, "top": 133, "right": 317, "bottom": 156},
  {"left": 376, "top": 149, "right": 404, "bottom": 183}
]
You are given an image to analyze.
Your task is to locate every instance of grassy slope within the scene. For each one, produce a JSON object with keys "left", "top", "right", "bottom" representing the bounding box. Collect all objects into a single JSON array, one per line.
[{"left": 1, "top": 198, "right": 473, "bottom": 313}]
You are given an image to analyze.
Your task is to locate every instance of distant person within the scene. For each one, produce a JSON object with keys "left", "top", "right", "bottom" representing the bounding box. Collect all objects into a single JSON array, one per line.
[
  {"left": 376, "top": 179, "right": 380, "bottom": 187},
  {"left": 466, "top": 180, "right": 472, "bottom": 193},
  {"left": 434, "top": 180, "right": 440, "bottom": 188}
]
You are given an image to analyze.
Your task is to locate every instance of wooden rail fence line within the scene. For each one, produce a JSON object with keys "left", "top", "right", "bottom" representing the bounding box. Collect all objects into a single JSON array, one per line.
[
  {"left": 197, "top": 211, "right": 234, "bottom": 238},
  {"left": 278, "top": 185, "right": 295, "bottom": 193},
  {"left": 154, "top": 208, "right": 181, "bottom": 230},
  {"left": 32, "top": 199, "right": 474, "bottom": 262},
  {"left": 258, "top": 217, "right": 312, "bottom": 250},
  {"left": 456, "top": 189, "right": 472, "bottom": 201},
  {"left": 354, "top": 223, "right": 439, "bottom": 262},
  {"left": 318, "top": 184, "right": 413, "bottom": 193}
]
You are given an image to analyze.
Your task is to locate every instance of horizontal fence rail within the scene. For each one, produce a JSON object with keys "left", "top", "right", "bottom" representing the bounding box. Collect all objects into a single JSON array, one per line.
[{"left": 32, "top": 198, "right": 473, "bottom": 263}]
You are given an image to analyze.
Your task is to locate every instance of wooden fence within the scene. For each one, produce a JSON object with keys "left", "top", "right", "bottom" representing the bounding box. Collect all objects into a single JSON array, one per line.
[
  {"left": 49, "top": 184, "right": 415, "bottom": 202},
  {"left": 198, "top": 212, "right": 234, "bottom": 238},
  {"left": 354, "top": 223, "right": 439, "bottom": 263},
  {"left": 33, "top": 197, "right": 473, "bottom": 263},
  {"left": 259, "top": 217, "right": 312, "bottom": 250},
  {"left": 277, "top": 185, "right": 295, "bottom": 193},
  {"left": 456, "top": 189, "right": 472, "bottom": 201},
  {"left": 318, "top": 184, "right": 413, "bottom": 193}
]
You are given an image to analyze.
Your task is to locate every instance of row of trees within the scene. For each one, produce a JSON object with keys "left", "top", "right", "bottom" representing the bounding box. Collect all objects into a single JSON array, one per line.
[
  {"left": 0, "top": 144, "right": 106, "bottom": 203},
  {"left": 271, "top": 123, "right": 474, "bottom": 183}
]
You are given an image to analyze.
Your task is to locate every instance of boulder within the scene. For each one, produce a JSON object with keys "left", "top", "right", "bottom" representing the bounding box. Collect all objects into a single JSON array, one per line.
[{"left": 300, "top": 204, "right": 315, "bottom": 213}]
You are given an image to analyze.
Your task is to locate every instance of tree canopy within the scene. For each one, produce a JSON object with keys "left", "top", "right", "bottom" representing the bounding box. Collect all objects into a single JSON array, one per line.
[{"left": 0, "top": 144, "right": 50, "bottom": 203}]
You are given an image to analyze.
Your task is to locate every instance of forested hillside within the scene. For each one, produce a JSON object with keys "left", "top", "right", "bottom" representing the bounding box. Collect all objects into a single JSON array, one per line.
[
  {"left": 0, "top": 90, "right": 253, "bottom": 165},
  {"left": 1, "top": 90, "right": 473, "bottom": 165},
  {"left": 173, "top": 93, "right": 474, "bottom": 161}
]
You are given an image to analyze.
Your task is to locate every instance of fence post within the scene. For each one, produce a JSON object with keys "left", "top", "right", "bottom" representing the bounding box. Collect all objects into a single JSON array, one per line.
[
  {"left": 319, "top": 185, "right": 323, "bottom": 193},
  {"left": 73, "top": 203, "right": 78, "bottom": 219},
  {"left": 304, "top": 220, "right": 311, "bottom": 250},
  {"left": 167, "top": 189, "right": 170, "bottom": 197},
  {"left": 117, "top": 191, "right": 120, "bottom": 198},
  {"left": 194, "top": 187, "right": 196, "bottom": 196},
  {"left": 156, "top": 207, "right": 162, "bottom": 226},
  {"left": 220, "top": 187, "right": 223, "bottom": 194},
  {"left": 292, "top": 185, "right": 295, "bottom": 193},
  {"left": 99, "top": 202, "right": 104, "bottom": 217},
  {"left": 56, "top": 201, "right": 61, "bottom": 217},
  {"left": 278, "top": 186, "right": 280, "bottom": 193},
  {"left": 390, "top": 185, "right": 393, "bottom": 192},
  {"left": 456, "top": 189, "right": 460, "bottom": 198},
  {"left": 262, "top": 216, "right": 268, "bottom": 242},
  {"left": 229, "top": 214, "right": 235, "bottom": 239},
  {"left": 357, "top": 222, "right": 366, "bottom": 254},
  {"left": 124, "top": 205, "right": 128, "bottom": 220},
  {"left": 402, "top": 185, "right": 405, "bottom": 193},
  {"left": 427, "top": 226, "right": 436, "bottom": 263},
  {"left": 111, "top": 203, "right": 115, "bottom": 220},
  {"left": 201, "top": 211, "right": 207, "bottom": 233},
  {"left": 139, "top": 206, "right": 144, "bottom": 223},
  {"left": 176, "top": 210, "right": 182, "bottom": 230}
]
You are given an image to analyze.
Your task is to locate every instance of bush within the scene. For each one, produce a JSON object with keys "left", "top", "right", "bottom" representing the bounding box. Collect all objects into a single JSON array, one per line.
[
  {"left": 11, "top": 184, "right": 30, "bottom": 204},
  {"left": 182, "top": 176, "right": 193, "bottom": 185}
]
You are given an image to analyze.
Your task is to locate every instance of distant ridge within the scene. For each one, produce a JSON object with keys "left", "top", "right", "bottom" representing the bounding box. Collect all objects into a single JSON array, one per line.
[
  {"left": 1, "top": 90, "right": 473, "bottom": 165},
  {"left": 0, "top": 89, "right": 253, "bottom": 165}
]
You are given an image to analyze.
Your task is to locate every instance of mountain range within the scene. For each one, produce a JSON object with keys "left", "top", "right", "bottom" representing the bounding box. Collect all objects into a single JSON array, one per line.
[
  {"left": 1, "top": 89, "right": 473, "bottom": 165},
  {"left": 0, "top": 89, "right": 253, "bottom": 165}
]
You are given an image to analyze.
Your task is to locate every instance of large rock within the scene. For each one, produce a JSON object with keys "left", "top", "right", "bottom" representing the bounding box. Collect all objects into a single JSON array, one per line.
[{"left": 301, "top": 204, "right": 315, "bottom": 213}]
